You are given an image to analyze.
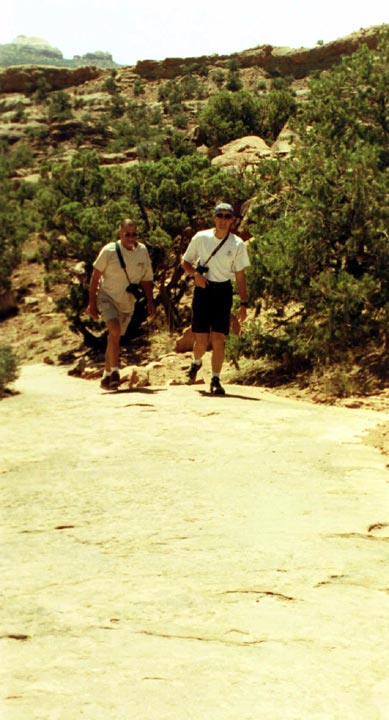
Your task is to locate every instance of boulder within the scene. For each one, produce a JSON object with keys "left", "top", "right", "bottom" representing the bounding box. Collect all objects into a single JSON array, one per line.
[
  {"left": 121, "top": 365, "right": 150, "bottom": 388},
  {"left": 212, "top": 135, "right": 273, "bottom": 170},
  {"left": 175, "top": 327, "right": 195, "bottom": 353}
]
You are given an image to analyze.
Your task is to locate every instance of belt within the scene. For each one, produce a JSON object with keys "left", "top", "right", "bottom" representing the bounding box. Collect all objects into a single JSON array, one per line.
[{"left": 207, "top": 279, "right": 232, "bottom": 285}]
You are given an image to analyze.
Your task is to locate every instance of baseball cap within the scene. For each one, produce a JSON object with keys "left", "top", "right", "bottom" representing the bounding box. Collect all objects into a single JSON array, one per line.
[{"left": 214, "top": 202, "right": 234, "bottom": 214}]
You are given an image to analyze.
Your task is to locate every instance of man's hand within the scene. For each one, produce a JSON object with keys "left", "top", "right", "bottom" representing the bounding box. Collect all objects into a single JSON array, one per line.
[
  {"left": 194, "top": 271, "right": 208, "bottom": 288},
  {"left": 237, "top": 305, "right": 248, "bottom": 323},
  {"left": 147, "top": 300, "right": 156, "bottom": 320}
]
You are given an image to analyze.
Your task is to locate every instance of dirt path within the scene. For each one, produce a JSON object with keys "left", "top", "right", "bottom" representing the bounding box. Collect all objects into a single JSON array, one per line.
[{"left": 1, "top": 364, "right": 389, "bottom": 720}]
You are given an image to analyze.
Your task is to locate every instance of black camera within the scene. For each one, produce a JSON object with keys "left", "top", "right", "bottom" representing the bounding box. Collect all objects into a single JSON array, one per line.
[
  {"left": 196, "top": 262, "right": 209, "bottom": 276},
  {"left": 126, "top": 283, "right": 143, "bottom": 299}
]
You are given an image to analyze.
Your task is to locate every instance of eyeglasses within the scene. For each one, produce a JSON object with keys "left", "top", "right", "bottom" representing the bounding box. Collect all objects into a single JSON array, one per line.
[
  {"left": 216, "top": 213, "right": 233, "bottom": 219},
  {"left": 123, "top": 232, "right": 137, "bottom": 237}
]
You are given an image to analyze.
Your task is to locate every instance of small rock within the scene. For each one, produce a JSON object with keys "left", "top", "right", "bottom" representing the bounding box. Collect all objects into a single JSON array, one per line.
[
  {"left": 67, "top": 358, "right": 86, "bottom": 376},
  {"left": 121, "top": 365, "right": 150, "bottom": 388}
]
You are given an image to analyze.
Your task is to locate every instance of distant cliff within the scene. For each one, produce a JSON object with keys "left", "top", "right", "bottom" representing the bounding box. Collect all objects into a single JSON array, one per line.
[
  {"left": 134, "top": 25, "right": 385, "bottom": 80},
  {"left": 0, "top": 35, "right": 120, "bottom": 69},
  {"left": 1, "top": 26, "right": 386, "bottom": 77}
]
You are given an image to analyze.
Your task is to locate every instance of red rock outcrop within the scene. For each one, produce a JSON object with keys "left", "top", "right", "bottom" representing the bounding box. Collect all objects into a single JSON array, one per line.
[
  {"left": 0, "top": 65, "right": 103, "bottom": 93},
  {"left": 135, "top": 25, "right": 384, "bottom": 80}
]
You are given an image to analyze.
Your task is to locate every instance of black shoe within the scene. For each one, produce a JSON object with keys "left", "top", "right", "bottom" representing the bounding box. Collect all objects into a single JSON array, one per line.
[
  {"left": 110, "top": 370, "right": 121, "bottom": 389},
  {"left": 187, "top": 360, "right": 202, "bottom": 383},
  {"left": 100, "top": 375, "right": 111, "bottom": 390},
  {"left": 210, "top": 376, "right": 225, "bottom": 395}
]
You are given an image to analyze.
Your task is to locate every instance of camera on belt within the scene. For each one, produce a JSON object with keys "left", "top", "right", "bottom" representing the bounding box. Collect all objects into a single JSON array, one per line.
[
  {"left": 195, "top": 262, "right": 209, "bottom": 276},
  {"left": 126, "top": 283, "right": 143, "bottom": 298}
]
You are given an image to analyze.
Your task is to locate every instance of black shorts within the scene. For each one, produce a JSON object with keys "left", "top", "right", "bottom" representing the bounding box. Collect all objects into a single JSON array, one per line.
[{"left": 191, "top": 280, "right": 233, "bottom": 335}]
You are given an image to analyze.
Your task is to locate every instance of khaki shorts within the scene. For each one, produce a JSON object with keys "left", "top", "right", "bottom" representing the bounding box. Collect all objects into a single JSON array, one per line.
[{"left": 97, "top": 293, "right": 133, "bottom": 335}]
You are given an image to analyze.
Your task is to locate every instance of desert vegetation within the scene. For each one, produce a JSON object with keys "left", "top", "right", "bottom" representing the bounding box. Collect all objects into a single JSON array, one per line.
[
  {"left": 0, "top": 344, "right": 20, "bottom": 395},
  {"left": 0, "top": 29, "right": 388, "bottom": 394}
]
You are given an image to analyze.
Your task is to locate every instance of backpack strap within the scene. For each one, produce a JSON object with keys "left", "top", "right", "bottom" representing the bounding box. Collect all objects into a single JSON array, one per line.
[
  {"left": 203, "top": 231, "right": 230, "bottom": 266},
  {"left": 115, "top": 241, "right": 131, "bottom": 284}
]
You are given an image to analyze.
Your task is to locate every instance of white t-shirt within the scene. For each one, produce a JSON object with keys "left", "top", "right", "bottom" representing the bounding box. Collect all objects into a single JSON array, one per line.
[
  {"left": 94, "top": 241, "right": 153, "bottom": 312},
  {"left": 182, "top": 228, "right": 250, "bottom": 282}
]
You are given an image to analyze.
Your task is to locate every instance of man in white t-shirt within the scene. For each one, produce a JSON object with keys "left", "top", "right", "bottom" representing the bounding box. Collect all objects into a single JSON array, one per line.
[
  {"left": 182, "top": 202, "right": 250, "bottom": 395},
  {"left": 88, "top": 218, "right": 155, "bottom": 390}
]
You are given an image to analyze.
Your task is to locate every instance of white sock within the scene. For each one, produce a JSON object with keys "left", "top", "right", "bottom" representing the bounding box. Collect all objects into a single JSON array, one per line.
[
  {"left": 111, "top": 367, "right": 119, "bottom": 373},
  {"left": 212, "top": 373, "right": 220, "bottom": 379},
  {"left": 103, "top": 370, "right": 111, "bottom": 379},
  {"left": 193, "top": 358, "right": 202, "bottom": 366}
]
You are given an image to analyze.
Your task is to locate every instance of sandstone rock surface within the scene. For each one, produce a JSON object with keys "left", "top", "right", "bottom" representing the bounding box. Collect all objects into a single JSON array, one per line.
[
  {"left": 212, "top": 135, "right": 273, "bottom": 170},
  {"left": 1, "top": 363, "right": 389, "bottom": 719}
]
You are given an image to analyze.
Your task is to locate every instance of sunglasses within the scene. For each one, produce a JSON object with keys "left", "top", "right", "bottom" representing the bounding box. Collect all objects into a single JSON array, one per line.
[
  {"left": 123, "top": 232, "right": 137, "bottom": 237},
  {"left": 216, "top": 213, "right": 233, "bottom": 219}
]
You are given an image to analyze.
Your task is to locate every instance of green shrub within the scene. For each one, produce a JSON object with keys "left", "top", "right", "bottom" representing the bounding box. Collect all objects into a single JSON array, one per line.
[
  {"left": 48, "top": 91, "right": 73, "bottom": 121},
  {"left": 109, "top": 94, "right": 126, "bottom": 118},
  {"left": 133, "top": 78, "right": 145, "bottom": 96},
  {"left": 157, "top": 80, "right": 184, "bottom": 106},
  {"left": 0, "top": 156, "right": 32, "bottom": 291},
  {"left": 246, "top": 31, "right": 389, "bottom": 367},
  {"left": 226, "top": 58, "right": 240, "bottom": 72},
  {"left": 32, "top": 78, "right": 52, "bottom": 102},
  {"left": 225, "top": 72, "right": 243, "bottom": 92},
  {"left": 0, "top": 345, "right": 20, "bottom": 395},
  {"left": 212, "top": 70, "right": 225, "bottom": 88},
  {"left": 102, "top": 76, "right": 119, "bottom": 95},
  {"left": 172, "top": 111, "right": 188, "bottom": 129},
  {"left": 256, "top": 80, "right": 267, "bottom": 93},
  {"left": 198, "top": 90, "right": 262, "bottom": 146},
  {"left": 258, "top": 88, "right": 297, "bottom": 142}
]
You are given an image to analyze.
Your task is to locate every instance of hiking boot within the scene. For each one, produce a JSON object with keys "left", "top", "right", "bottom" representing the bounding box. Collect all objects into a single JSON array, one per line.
[
  {"left": 187, "top": 360, "right": 202, "bottom": 384},
  {"left": 100, "top": 375, "right": 111, "bottom": 390},
  {"left": 110, "top": 370, "right": 121, "bottom": 389},
  {"left": 210, "top": 376, "right": 225, "bottom": 396}
]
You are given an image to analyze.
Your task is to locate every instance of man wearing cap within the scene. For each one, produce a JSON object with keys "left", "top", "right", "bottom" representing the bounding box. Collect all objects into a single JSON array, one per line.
[{"left": 182, "top": 202, "right": 250, "bottom": 395}]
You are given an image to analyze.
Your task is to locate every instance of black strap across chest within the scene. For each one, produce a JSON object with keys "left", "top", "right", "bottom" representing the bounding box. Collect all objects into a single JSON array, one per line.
[
  {"left": 115, "top": 241, "right": 131, "bottom": 284},
  {"left": 203, "top": 231, "right": 230, "bottom": 266}
]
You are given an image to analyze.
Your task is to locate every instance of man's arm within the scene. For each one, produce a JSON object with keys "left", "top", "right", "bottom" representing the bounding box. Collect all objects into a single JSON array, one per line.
[
  {"left": 182, "top": 259, "right": 207, "bottom": 287},
  {"left": 87, "top": 268, "right": 102, "bottom": 319},
  {"left": 235, "top": 269, "right": 248, "bottom": 322}
]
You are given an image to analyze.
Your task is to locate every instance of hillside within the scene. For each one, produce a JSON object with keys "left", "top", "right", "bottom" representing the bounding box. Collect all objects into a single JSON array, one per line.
[
  {"left": 0, "top": 25, "right": 384, "bottom": 187},
  {"left": 0, "top": 26, "right": 384, "bottom": 179},
  {"left": 0, "top": 24, "right": 388, "bottom": 409}
]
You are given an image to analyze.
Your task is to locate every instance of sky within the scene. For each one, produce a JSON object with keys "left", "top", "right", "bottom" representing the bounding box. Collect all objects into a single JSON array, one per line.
[{"left": 2, "top": 0, "right": 388, "bottom": 66}]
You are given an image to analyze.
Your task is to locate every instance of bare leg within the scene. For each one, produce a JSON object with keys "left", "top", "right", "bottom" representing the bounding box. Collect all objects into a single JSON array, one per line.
[
  {"left": 210, "top": 331, "right": 225, "bottom": 374},
  {"left": 105, "top": 318, "right": 121, "bottom": 372},
  {"left": 193, "top": 332, "right": 210, "bottom": 362},
  {"left": 104, "top": 346, "right": 110, "bottom": 373}
]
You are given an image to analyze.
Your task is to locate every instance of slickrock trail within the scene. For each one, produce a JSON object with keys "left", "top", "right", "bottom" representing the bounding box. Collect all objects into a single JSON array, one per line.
[{"left": 1, "top": 364, "right": 389, "bottom": 720}]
